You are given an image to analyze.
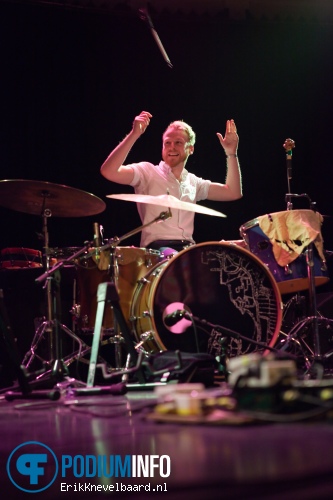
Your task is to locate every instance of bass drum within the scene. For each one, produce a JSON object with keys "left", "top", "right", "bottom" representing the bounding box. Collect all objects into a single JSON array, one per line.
[{"left": 130, "top": 242, "right": 283, "bottom": 358}]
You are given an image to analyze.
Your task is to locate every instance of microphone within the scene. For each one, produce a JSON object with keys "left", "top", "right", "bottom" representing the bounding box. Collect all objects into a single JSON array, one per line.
[
  {"left": 92, "top": 222, "right": 102, "bottom": 263},
  {"left": 283, "top": 138, "right": 295, "bottom": 182},
  {"left": 93, "top": 222, "right": 102, "bottom": 247},
  {"left": 164, "top": 309, "right": 190, "bottom": 327},
  {"left": 139, "top": 7, "right": 173, "bottom": 69}
]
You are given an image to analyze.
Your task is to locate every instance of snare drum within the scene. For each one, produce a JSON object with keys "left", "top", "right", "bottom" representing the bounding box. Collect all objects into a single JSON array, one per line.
[
  {"left": 130, "top": 242, "right": 282, "bottom": 357},
  {"left": 240, "top": 210, "right": 329, "bottom": 295},
  {"left": 0, "top": 247, "right": 42, "bottom": 269},
  {"left": 76, "top": 246, "right": 160, "bottom": 332}
]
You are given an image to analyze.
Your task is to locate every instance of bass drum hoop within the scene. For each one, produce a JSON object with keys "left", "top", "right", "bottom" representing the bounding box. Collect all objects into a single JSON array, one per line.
[{"left": 130, "top": 241, "right": 283, "bottom": 356}]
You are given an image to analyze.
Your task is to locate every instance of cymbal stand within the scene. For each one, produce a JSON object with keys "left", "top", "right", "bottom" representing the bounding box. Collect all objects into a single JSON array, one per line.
[
  {"left": 22, "top": 207, "right": 91, "bottom": 382},
  {"left": 276, "top": 140, "right": 333, "bottom": 375},
  {"left": 96, "top": 208, "right": 172, "bottom": 254},
  {"left": 26, "top": 208, "right": 172, "bottom": 387},
  {"left": 278, "top": 195, "right": 333, "bottom": 376},
  {"left": 82, "top": 209, "right": 172, "bottom": 381}
]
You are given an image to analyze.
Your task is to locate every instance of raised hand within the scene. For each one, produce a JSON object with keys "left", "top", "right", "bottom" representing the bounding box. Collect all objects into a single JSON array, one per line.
[
  {"left": 216, "top": 119, "right": 238, "bottom": 155},
  {"left": 132, "top": 111, "right": 153, "bottom": 135}
]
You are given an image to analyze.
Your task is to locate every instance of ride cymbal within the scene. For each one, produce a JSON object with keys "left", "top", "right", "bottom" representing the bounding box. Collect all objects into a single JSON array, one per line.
[{"left": 0, "top": 179, "right": 106, "bottom": 217}]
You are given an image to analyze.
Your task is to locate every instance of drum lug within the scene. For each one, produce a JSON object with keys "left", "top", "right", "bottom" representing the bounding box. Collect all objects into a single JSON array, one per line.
[
  {"left": 284, "top": 264, "right": 293, "bottom": 276},
  {"left": 141, "top": 331, "right": 154, "bottom": 341},
  {"left": 138, "top": 277, "right": 149, "bottom": 285},
  {"left": 70, "top": 303, "right": 81, "bottom": 319},
  {"left": 145, "top": 256, "right": 155, "bottom": 268},
  {"left": 81, "top": 314, "right": 89, "bottom": 326},
  {"left": 134, "top": 331, "right": 155, "bottom": 353},
  {"left": 129, "top": 310, "right": 151, "bottom": 321}
]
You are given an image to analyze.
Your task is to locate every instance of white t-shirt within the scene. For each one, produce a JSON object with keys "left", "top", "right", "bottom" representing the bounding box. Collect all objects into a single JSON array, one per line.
[{"left": 129, "top": 161, "right": 211, "bottom": 247}]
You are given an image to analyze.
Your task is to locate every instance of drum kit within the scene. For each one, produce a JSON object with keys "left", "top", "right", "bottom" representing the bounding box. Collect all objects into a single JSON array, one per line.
[{"left": 0, "top": 171, "right": 332, "bottom": 386}]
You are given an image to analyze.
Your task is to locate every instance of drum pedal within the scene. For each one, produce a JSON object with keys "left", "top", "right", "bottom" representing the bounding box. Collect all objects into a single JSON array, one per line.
[{"left": 87, "top": 282, "right": 146, "bottom": 388}]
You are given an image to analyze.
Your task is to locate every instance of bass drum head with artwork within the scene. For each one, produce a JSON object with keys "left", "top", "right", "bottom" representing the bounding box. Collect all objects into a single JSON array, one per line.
[{"left": 131, "top": 241, "right": 283, "bottom": 358}]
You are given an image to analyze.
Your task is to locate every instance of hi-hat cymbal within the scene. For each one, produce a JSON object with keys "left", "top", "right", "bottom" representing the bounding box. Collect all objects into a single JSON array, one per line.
[
  {"left": 0, "top": 179, "right": 106, "bottom": 217},
  {"left": 107, "top": 193, "right": 226, "bottom": 217}
]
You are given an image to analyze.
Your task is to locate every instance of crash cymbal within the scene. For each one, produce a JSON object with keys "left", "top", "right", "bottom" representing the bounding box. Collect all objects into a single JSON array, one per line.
[
  {"left": 0, "top": 179, "right": 106, "bottom": 217},
  {"left": 107, "top": 193, "right": 226, "bottom": 217}
]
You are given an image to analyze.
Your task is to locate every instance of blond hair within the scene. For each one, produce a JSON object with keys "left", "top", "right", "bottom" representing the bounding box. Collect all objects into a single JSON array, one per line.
[{"left": 163, "top": 120, "right": 196, "bottom": 146}]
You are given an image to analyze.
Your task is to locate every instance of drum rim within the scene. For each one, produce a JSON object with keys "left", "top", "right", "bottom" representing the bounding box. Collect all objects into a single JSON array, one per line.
[
  {"left": 0, "top": 247, "right": 42, "bottom": 255},
  {"left": 131, "top": 241, "right": 283, "bottom": 352},
  {"left": 239, "top": 218, "right": 260, "bottom": 235},
  {"left": 240, "top": 209, "right": 323, "bottom": 234},
  {"left": 0, "top": 247, "right": 43, "bottom": 268}
]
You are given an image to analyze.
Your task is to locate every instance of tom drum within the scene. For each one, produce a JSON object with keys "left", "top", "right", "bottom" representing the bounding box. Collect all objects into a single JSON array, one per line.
[
  {"left": 0, "top": 247, "right": 42, "bottom": 269},
  {"left": 76, "top": 246, "right": 160, "bottom": 332},
  {"left": 240, "top": 210, "right": 329, "bottom": 295}
]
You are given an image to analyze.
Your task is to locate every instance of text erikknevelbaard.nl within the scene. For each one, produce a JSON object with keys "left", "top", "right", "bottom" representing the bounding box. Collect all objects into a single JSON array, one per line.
[
  {"left": 61, "top": 482, "right": 167, "bottom": 493},
  {"left": 60, "top": 455, "right": 170, "bottom": 493},
  {"left": 7, "top": 442, "right": 172, "bottom": 494}
]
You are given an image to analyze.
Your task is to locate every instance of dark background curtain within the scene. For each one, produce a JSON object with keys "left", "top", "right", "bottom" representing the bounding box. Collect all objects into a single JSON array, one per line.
[{"left": 1, "top": 1, "right": 332, "bottom": 252}]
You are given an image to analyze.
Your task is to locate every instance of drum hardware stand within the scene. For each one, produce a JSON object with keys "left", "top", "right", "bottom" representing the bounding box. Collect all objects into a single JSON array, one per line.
[
  {"left": 72, "top": 349, "right": 202, "bottom": 395},
  {"left": 171, "top": 311, "right": 290, "bottom": 380},
  {"left": 277, "top": 243, "right": 333, "bottom": 376},
  {"left": 1, "top": 285, "right": 69, "bottom": 400},
  {"left": 25, "top": 207, "right": 167, "bottom": 380},
  {"left": 214, "top": 337, "right": 229, "bottom": 382},
  {"left": 86, "top": 282, "right": 146, "bottom": 388},
  {"left": 81, "top": 210, "right": 173, "bottom": 388},
  {"left": 277, "top": 233, "right": 333, "bottom": 375},
  {"left": 283, "top": 139, "right": 333, "bottom": 375},
  {"left": 189, "top": 313, "right": 282, "bottom": 354},
  {"left": 21, "top": 210, "right": 172, "bottom": 391},
  {"left": 279, "top": 141, "right": 333, "bottom": 375},
  {"left": 282, "top": 293, "right": 307, "bottom": 326},
  {"left": 90, "top": 208, "right": 172, "bottom": 257},
  {"left": 22, "top": 208, "right": 94, "bottom": 383},
  {"left": 82, "top": 209, "right": 172, "bottom": 366}
]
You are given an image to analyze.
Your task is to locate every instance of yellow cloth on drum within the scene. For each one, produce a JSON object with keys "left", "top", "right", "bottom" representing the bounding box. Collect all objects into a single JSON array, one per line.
[{"left": 258, "top": 209, "right": 326, "bottom": 267}]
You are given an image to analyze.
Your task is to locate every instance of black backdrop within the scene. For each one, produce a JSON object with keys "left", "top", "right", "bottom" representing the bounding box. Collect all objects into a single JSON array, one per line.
[
  {"left": 1, "top": 0, "right": 333, "bottom": 365},
  {"left": 1, "top": 1, "right": 333, "bottom": 253}
]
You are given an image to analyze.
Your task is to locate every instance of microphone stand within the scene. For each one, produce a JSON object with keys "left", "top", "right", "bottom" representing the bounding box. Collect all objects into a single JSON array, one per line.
[
  {"left": 163, "top": 305, "right": 297, "bottom": 382},
  {"left": 179, "top": 312, "right": 295, "bottom": 382},
  {"left": 191, "top": 314, "right": 285, "bottom": 355},
  {"left": 279, "top": 140, "right": 333, "bottom": 377},
  {"left": 283, "top": 138, "right": 294, "bottom": 209}
]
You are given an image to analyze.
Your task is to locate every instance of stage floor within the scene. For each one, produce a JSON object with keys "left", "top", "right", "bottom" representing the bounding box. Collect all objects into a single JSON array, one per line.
[
  {"left": 1, "top": 377, "right": 333, "bottom": 499},
  {"left": 1, "top": 257, "right": 333, "bottom": 498}
]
